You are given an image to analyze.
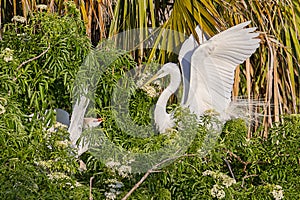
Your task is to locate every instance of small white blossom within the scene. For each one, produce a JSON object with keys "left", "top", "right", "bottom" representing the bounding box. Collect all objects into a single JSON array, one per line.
[
  {"left": 1, "top": 48, "right": 14, "bottom": 62},
  {"left": 17, "top": 33, "right": 26, "bottom": 37},
  {"left": 35, "top": 160, "right": 53, "bottom": 169},
  {"left": 47, "top": 172, "right": 70, "bottom": 180},
  {"left": 36, "top": 4, "right": 48, "bottom": 10},
  {"left": 105, "top": 187, "right": 121, "bottom": 200},
  {"left": 202, "top": 170, "right": 213, "bottom": 176},
  {"left": 202, "top": 170, "right": 218, "bottom": 179},
  {"left": 141, "top": 85, "right": 159, "bottom": 97},
  {"left": 54, "top": 122, "right": 69, "bottom": 129},
  {"left": 75, "top": 181, "right": 83, "bottom": 187},
  {"left": 203, "top": 170, "right": 236, "bottom": 188},
  {"left": 222, "top": 176, "right": 236, "bottom": 188},
  {"left": 4, "top": 56, "right": 13, "bottom": 62},
  {"left": 274, "top": 185, "right": 282, "bottom": 190},
  {"left": 106, "top": 160, "right": 121, "bottom": 168},
  {"left": 11, "top": 16, "right": 26, "bottom": 23},
  {"left": 55, "top": 140, "right": 70, "bottom": 148},
  {"left": 118, "top": 165, "right": 131, "bottom": 178},
  {"left": 108, "top": 182, "right": 123, "bottom": 189},
  {"left": 211, "top": 184, "right": 225, "bottom": 199},
  {"left": 106, "top": 179, "right": 124, "bottom": 189},
  {"left": 105, "top": 191, "right": 117, "bottom": 200},
  {"left": 270, "top": 185, "right": 284, "bottom": 200}
]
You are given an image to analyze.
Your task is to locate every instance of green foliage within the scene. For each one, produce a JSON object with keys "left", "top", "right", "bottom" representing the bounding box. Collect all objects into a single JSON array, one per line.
[
  {"left": 1, "top": 7, "right": 299, "bottom": 200},
  {"left": 122, "top": 116, "right": 299, "bottom": 199},
  {"left": 0, "top": 9, "right": 97, "bottom": 199},
  {"left": 0, "top": 9, "right": 90, "bottom": 112},
  {"left": 0, "top": 95, "right": 100, "bottom": 199},
  {"left": 78, "top": 64, "right": 300, "bottom": 199}
]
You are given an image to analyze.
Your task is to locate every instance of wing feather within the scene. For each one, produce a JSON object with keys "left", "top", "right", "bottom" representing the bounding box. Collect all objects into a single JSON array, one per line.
[
  {"left": 186, "top": 21, "right": 260, "bottom": 118},
  {"left": 178, "top": 25, "right": 209, "bottom": 104}
]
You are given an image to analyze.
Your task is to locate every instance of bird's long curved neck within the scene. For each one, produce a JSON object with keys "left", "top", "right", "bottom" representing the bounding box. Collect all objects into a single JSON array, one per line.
[
  {"left": 155, "top": 88, "right": 173, "bottom": 115},
  {"left": 156, "top": 73, "right": 181, "bottom": 111},
  {"left": 154, "top": 70, "right": 181, "bottom": 132}
]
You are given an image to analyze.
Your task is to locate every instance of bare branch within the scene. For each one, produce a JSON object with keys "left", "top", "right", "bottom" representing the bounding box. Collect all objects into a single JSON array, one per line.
[
  {"left": 17, "top": 44, "right": 51, "bottom": 71},
  {"left": 121, "top": 153, "right": 196, "bottom": 200},
  {"left": 13, "top": 44, "right": 51, "bottom": 81},
  {"left": 241, "top": 174, "right": 258, "bottom": 187},
  {"left": 90, "top": 176, "right": 94, "bottom": 200},
  {"left": 224, "top": 148, "right": 250, "bottom": 172}
]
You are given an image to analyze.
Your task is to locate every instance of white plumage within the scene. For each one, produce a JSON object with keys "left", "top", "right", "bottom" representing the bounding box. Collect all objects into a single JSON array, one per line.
[{"left": 149, "top": 21, "right": 260, "bottom": 133}]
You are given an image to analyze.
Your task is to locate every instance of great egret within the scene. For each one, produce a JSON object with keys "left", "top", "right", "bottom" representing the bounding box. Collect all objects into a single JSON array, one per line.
[
  {"left": 56, "top": 108, "right": 103, "bottom": 129},
  {"left": 146, "top": 21, "right": 260, "bottom": 133},
  {"left": 56, "top": 108, "right": 102, "bottom": 155}
]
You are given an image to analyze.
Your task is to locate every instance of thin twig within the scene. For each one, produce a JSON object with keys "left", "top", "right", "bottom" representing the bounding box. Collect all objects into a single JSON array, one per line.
[
  {"left": 241, "top": 174, "right": 258, "bottom": 187},
  {"left": 13, "top": 44, "right": 51, "bottom": 81},
  {"left": 16, "top": 44, "right": 50, "bottom": 71},
  {"left": 222, "top": 157, "right": 235, "bottom": 180},
  {"left": 121, "top": 170, "right": 151, "bottom": 200},
  {"left": 90, "top": 176, "right": 94, "bottom": 200},
  {"left": 121, "top": 153, "right": 196, "bottom": 200},
  {"left": 224, "top": 148, "right": 250, "bottom": 172}
]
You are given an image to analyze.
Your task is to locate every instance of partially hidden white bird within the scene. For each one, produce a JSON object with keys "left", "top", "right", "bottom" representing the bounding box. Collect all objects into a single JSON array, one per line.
[
  {"left": 146, "top": 21, "right": 260, "bottom": 133},
  {"left": 56, "top": 108, "right": 103, "bottom": 155}
]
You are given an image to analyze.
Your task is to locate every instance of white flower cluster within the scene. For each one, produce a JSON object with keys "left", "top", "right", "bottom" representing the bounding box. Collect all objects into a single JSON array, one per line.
[
  {"left": 47, "top": 173, "right": 82, "bottom": 188},
  {"left": 203, "top": 170, "right": 236, "bottom": 199},
  {"left": 270, "top": 185, "right": 284, "bottom": 200},
  {"left": 65, "top": 181, "right": 83, "bottom": 189},
  {"left": 11, "top": 16, "right": 26, "bottom": 23},
  {"left": 105, "top": 179, "right": 123, "bottom": 200},
  {"left": 36, "top": 4, "right": 48, "bottom": 10},
  {"left": 16, "top": 33, "right": 26, "bottom": 37},
  {"left": 105, "top": 159, "right": 133, "bottom": 178},
  {"left": 202, "top": 170, "right": 236, "bottom": 188},
  {"left": 55, "top": 139, "right": 71, "bottom": 149},
  {"left": 136, "top": 70, "right": 162, "bottom": 97},
  {"left": 211, "top": 184, "right": 226, "bottom": 199},
  {"left": 141, "top": 85, "right": 158, "bottom": 98},
  {"left": 106, "top": 160, "right": 121, "bottom": 168},
  {"left": 35, "top": 160, "right": 54, "bottom": 169},
  {"left": 0, "top": 48, "right": 14, "bottom": 62},
  {"left": 47, "top": 172, "right": 70, "bottom": 180},
  {"left": 46, "top": 122, "right": 69, "bottom": 134},
  {"left": 0, "top": 97, "right": 6, "bottom": 115},
  {"left": 54, "top": 122, "right": 69, "bottom": 129},
  {"left": 118, "top": 165, "right": 131, "bottom": 178},
  {"left": 35, "top": 158, "right": 73, "bottom": 173}
]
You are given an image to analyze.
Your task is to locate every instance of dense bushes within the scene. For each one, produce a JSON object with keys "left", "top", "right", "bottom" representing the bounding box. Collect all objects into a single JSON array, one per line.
[
  {"left": 126, "top": 116, "right": 300, "bottom": 199},
  {"left": 1, "top": 9, "right": 299, "bottom": 200},
  {"left": 0, "top": 7, "right": 90, "bottom": 113}
]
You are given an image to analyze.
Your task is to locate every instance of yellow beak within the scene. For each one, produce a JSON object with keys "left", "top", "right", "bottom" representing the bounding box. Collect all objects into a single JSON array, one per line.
[{"left": 143, "top": 73, "right": 160, "bottom": 86}]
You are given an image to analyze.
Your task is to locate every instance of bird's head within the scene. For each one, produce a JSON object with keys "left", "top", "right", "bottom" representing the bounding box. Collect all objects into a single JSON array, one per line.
[
  {"left": 83, "top": 117, "right": 103, "bottom": 128},
  {"left": 144, "top": 63, "right": 179, "bottom": 86}
]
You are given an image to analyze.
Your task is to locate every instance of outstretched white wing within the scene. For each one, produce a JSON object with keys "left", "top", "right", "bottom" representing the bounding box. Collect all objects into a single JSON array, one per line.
[
  {"left": 178, "top": 26, "right": 208, "bottom": 104},
  {"left": 186, "top": 21, "right": 260, "bottom": 119},
  {"left": 68, "top": 90, "right": 90, "bottom": 156}
]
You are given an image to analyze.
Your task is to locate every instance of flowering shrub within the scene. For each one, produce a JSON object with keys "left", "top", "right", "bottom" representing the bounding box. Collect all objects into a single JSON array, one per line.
[{"left": 1, "top": 6, "right": 299, "bottom": 200}]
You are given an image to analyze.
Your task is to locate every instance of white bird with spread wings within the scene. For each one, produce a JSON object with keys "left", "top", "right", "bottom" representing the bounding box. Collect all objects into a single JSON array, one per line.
[{"left": 146, "top": 21, "right": 260, "bottom": 133}]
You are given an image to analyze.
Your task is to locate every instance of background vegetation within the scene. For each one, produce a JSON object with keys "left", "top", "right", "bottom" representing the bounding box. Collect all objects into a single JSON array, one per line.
[
  {"left": 0, "top": 0, "right": 299, "bottom": 199},
  {"left": 1, "top": 0, "right": 299, "bottom": 129}
]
